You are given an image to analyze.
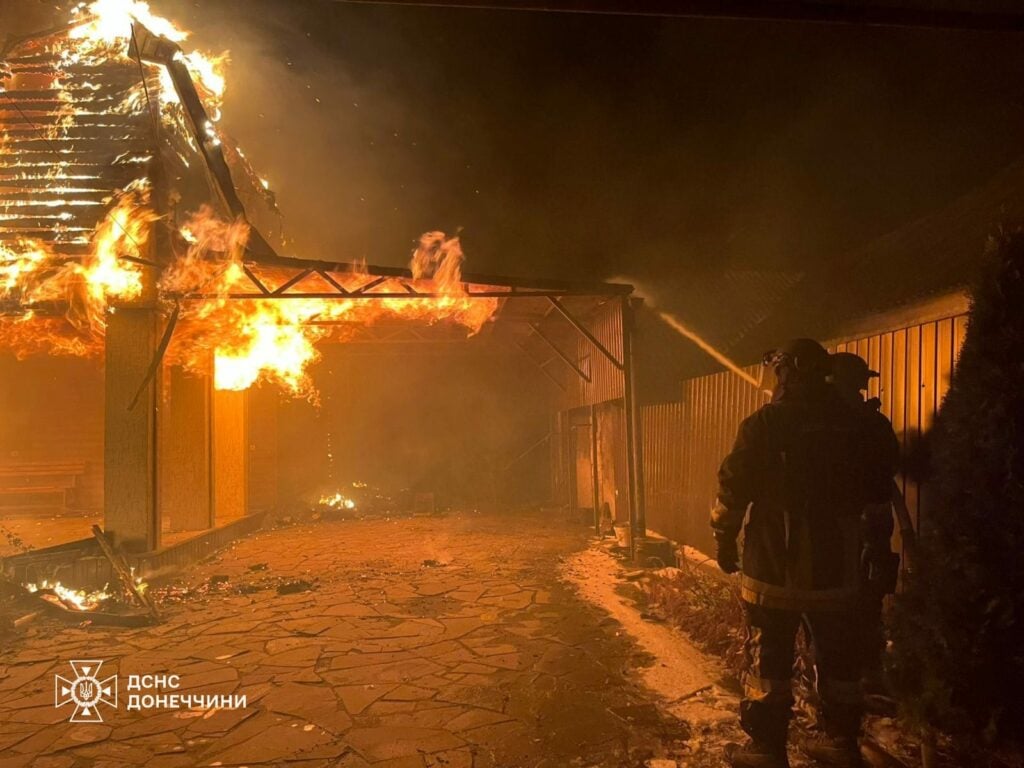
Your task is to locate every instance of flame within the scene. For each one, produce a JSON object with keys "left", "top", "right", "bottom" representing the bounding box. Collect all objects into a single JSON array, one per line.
[
  {"left": 25, "top": 580, "right": 112, "bottom": 611},
  {"left": 70, "top": 0, "right": 189, "bottom": 46},
  {"left": 319, "top": 493, "right": 357, "bottom": 510},
  {"left": 81, "top": 180, "right": 157, "bottom": 309},
  {"left": 69, "top": 0, "right": 227, "bottom": 111},
  {"left": 1, "top": 3, "right": 500, "bottom": 399},
  {"left": 159, "top": 208, "right": 498, "bottom": 400},
  {"left": 1, "top": 181, "right": 158, "bottom": 352},
  {"left": 0, "top": 241, "right": 50, "bottom": 294},
  {"left": 159, "top": 207, "right": 334, "bottom": 397}
]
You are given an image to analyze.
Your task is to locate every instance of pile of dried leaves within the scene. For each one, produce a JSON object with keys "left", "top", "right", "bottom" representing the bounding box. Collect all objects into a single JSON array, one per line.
[{"left": 637, "top": 554, "right": 746, "bottom": 674}]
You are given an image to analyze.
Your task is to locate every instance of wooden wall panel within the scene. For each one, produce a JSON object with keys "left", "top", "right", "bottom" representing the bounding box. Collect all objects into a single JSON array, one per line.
[{"left": 0, "top": 355, "right": 104, "bottom": 514}]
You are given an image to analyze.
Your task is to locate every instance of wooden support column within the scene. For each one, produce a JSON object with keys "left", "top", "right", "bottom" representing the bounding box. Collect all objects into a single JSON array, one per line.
[
  {"left": 104, "top": 307, "right": 160, "bottom": 552},
  {"left": 160, "top": 366, "right": 213, "bottom": 532}
]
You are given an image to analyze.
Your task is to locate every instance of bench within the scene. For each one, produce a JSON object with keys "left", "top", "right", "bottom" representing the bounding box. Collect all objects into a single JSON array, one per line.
[{"left": 0, "top": 462, "right": 87, "bottom": 513}]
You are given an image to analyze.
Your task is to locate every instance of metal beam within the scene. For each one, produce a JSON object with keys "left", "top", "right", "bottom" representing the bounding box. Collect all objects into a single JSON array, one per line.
[
  {"left": 242, "top": 265, "right": 272, "bottom": 295},
  {"left": 270, "top": 268, "right": 313, "bottom": 295},
  {"left": 318, "top": 270, "right": 351, "bottom": 295},
  {"left": 334, "top": 0, "right": 1024, "bottom": 31},
  {"left": 243, "top": 252, "right": 633, "bottom": 297},
  {"left": 172, "top": 289, "right": 608, "bottom": 300},
  {"left": 529, "top": 323, "right": 591, "bottom": 383},
  {"left": 508, "top": 337, "right": 568, "bottom": 392},
  {"left": 350, "top": 275, "right": 390, "bottom": 295},
  {"left": 502, "top": 432, "right": 553, "bottom": 472},
  {"left": 132, "top": 24, "right": 280, "bottom": 261},
  {"left": 548, "top": 295, "right": 623, "bottom": 370}
]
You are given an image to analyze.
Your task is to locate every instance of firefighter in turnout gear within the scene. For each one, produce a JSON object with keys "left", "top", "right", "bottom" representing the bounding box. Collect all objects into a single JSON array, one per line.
[
  {"left": 712, "top": 339, "right": 892, "bottom": 768},
  {"left": 829, "top": 352, "right": 909, "bottom": 689}
]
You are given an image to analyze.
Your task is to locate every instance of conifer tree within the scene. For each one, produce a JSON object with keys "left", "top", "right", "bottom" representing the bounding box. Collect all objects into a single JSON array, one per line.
[{"left": 891, "top": 233, "right": 1024, "bottom": 756}]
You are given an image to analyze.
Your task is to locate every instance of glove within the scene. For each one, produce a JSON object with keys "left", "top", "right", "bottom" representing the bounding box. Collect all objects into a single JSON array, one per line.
[{"left": 714, "top": 535, "right": 740, "bottom": 574}]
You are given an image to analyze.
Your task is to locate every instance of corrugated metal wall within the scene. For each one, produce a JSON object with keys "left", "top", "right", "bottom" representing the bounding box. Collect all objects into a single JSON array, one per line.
[
  {"left": 654, "top": 312, "right": 968, "bottom": 556},
  {"left": 677, "top": 362, "right": 766, "bottom": 553},
  {"left": 832, "top": 314, "right": 968, "bottom": 555},
  {"left": 642, "top": 402, "right": 685, "bottom": 542},
  {"left": 565, "top": 300, "right": 625, "bottom": 410},
  {"left": 552, "top": 301, "right": 629, "bottom": 515}
]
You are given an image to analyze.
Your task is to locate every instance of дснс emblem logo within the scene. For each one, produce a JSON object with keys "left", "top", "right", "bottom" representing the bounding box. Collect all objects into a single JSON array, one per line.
[{"left": 55, "top": 660, "right": 117, "bottom": 723}]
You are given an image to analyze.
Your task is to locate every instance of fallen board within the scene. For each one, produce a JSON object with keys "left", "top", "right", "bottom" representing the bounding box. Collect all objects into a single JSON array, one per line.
[{"left": 91, "top": 525, "right": 161, "bottom": 623}]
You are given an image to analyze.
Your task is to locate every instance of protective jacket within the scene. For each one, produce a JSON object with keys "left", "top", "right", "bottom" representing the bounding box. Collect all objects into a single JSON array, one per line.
[
  {"left": 711, "top": 383, "right": 892, "bottom": 611},
  {"left": 857, "top": 397, "right": 901, "bottom": 547}
]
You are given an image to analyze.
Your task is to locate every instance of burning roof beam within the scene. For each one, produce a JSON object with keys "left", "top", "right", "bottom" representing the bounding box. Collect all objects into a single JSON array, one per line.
[{"left": 129, "top": 22, "right": 280, "bottom": 261}]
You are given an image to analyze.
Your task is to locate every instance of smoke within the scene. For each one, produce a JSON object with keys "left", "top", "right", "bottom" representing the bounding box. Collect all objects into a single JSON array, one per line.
[
  {"left": 9, "top": 0, "right": 1022, "bottom": 342},
  {"left": 624, "top": 277, "right": 763, "bottom": 389}
]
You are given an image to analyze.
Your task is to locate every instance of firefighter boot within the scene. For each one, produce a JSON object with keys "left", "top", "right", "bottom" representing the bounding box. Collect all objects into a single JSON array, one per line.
[{"left": 724, "top": 740, "right": 791, "bottom": 768}]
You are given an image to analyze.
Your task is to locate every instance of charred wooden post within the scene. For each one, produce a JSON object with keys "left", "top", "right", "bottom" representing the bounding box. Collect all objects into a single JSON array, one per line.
[
  {"left": 104, "top": 305, "right": 161, "bottom": 552},
  {"left": 103, "top": 218, "right": 163, "bottom": 551}
]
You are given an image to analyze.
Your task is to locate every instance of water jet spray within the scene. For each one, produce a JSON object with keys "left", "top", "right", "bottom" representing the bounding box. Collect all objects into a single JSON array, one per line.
[{"left": 624, "top": 279, "right": 764, "bottom": 390}]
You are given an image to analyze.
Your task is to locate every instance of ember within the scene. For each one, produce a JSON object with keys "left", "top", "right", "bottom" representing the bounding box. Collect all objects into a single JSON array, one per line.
[{"left": 319, "top": 492, "right": 357, "bottom": 510}]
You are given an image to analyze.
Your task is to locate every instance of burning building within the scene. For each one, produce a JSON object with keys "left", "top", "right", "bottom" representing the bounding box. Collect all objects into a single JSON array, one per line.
[{"left": 0, "top": 1, "right": 652, "bottom": 584}]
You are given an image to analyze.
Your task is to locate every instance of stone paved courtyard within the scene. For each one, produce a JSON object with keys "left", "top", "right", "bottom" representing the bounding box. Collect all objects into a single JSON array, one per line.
[{"left": 0, "top": 511, "right": 710, "bottom": 768}]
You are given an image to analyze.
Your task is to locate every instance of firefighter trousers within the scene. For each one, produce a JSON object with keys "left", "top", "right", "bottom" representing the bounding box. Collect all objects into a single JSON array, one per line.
[{"left": 740, "top": 601, "right": 863, "bottom": 747}]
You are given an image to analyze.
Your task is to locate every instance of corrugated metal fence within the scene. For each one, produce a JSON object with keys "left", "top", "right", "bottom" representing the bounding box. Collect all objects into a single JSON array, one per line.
[
  {"left": 642, "top": 402, "right": 685, "bottom": 542},
  {"left": 832, "top": 314, "right": 968, "bottom": 556},
  {"left": 675, "top": 362, "right": 765, "bottom": 553},
  {"left": 644, "top": 312, "right": 968, "bottom": 556}
]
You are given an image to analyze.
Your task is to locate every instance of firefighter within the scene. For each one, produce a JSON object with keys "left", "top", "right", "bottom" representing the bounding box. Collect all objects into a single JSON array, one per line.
[
  {"left": 712, "top": 339, "right": 892, "bottom": 768},
  {"left": 829, "top": 352, "right": 910, "bottom": 689}
]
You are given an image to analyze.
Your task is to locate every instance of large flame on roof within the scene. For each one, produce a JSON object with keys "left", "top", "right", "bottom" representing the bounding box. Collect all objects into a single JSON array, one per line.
[
  {"left": 162, "top": 213, "right": 497, "bottom": 400},
  {"left": 0, "top": 1, "right": 499, "bottom": 398},
  {"left": 69, "top": 0, "right": 227, "bottom": 108}
]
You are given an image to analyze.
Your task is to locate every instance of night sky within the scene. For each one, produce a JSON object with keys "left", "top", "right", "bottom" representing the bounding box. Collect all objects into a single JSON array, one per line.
[{"left": 6, "top": 0, "right": 1024, "bottom": 325}]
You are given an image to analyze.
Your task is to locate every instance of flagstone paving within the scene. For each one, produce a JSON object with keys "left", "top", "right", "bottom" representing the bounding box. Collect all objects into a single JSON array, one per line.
[{"left": 0, "top": 511, "right": 694, "bottom": 767}]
